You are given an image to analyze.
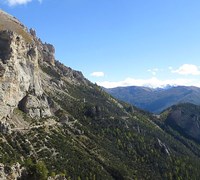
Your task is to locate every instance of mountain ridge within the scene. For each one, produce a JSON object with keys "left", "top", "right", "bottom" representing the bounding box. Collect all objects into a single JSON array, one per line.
[
  {"left": 106, "top": 85, "right": 200, "bottom": 113},
  {"left": 161, "top": 103, "right": 200, "bottom": 143}
]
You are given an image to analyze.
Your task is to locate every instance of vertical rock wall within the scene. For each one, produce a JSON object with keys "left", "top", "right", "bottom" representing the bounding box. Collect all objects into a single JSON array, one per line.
[{"left": 0, "top": 30, "right": 51, "bottom": 120}]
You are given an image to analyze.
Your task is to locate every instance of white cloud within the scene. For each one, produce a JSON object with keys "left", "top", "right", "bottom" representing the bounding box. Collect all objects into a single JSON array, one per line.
[
  {"left": 97, "top": 77, "right": 200, "bottom": 88},
  {"left": 168, "top": 66, "right": 173, "bottom": 71},
  {"left": 90, "top": 71, "right": 105, "bottom": 77},
  {"left": 147, "top": 68, "right": 159, "bottom": 76},
  {"left": 6, "top": 0, "right": 41, "bottom": 6},
  {"left": 172, "top": 64, "right": 200, "bottom": 75}
]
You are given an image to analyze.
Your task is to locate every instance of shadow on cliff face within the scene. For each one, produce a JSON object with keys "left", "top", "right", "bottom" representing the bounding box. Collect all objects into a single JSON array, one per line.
[{"left": 0, "top": 31, "right": 12, "bottom": 63}]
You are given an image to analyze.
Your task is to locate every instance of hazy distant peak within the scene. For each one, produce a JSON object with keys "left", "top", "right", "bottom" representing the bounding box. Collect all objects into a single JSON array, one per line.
[{"left": 106, "top": 85, "right": 200, "bottom": 114}]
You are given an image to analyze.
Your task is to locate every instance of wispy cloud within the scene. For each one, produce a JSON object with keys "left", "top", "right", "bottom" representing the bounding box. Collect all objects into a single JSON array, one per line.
[
  {"left": 171, "top": 64, "right": 200, "bottom": 75},
  {"left": 97, "top": 77, "right": 199, "bottom": 88},
  {"left": 6, "top": 0, "right": 42, "bottom": 6},
  {"left": 147, "top": 68, "right": 159, "bottom": 76},
  {"left": 90, "top": 71, "right": 105, "bottom": 77}
]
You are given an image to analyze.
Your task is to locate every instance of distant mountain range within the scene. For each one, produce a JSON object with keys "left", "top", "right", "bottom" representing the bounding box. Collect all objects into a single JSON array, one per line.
[{"left": 106, "top": 86, "right": 200, "bottom": 113}]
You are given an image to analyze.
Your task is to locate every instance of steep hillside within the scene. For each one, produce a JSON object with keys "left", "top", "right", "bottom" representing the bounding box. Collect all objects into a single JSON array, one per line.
[
  {"left": 161, "top": 103, "right": 200, "bottom": 143},
  {"left": 1, "top": 10, "right": 200, "bottom": 180},
  {"left": 106, "top": 86, "right": 200, "bottom": 113}
]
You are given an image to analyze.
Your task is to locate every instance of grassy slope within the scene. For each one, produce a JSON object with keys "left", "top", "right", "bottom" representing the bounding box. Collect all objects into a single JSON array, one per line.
[{"left": 0, "top": 10, "right": 32, "bottom": 42}]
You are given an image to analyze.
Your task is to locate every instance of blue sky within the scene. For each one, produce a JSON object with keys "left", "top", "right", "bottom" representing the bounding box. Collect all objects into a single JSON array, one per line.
[{"left": 1, "top": 0, "right": 200, "bottom": 88}]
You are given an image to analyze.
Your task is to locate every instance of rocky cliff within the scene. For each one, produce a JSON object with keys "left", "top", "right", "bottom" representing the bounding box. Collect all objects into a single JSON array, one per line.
[
  {"left": 0, "top": 10, "right": 54, "bottom": 121},
  {"left": 0, "top": 9, "right": 90, "bottom": 129}
]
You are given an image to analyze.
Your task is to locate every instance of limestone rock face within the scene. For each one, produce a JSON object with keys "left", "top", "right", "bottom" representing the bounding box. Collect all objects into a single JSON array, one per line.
[
  {"left": 43, "top": 43, "right": 55, "bottom": 66},
  {"left": 0, "top": 11, "right": 52, "bottom": 120},
  {"left": 0, "top": 163, "right": 23, "bottom": 180},
  {"left": 18, "top": 94, "right": 51, "bottom": 118}
]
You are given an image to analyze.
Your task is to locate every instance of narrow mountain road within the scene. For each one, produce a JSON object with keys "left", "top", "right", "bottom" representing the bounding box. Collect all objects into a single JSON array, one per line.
[{"left": 12, "top": 121, "right": 58, "bottom": 131}]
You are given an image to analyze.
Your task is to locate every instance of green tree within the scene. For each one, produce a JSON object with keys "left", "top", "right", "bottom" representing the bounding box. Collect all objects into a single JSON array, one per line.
[
  {"left": 24, "top": 159, "right": 48, "bottom": 180},
  {"left": 35, "top": 161, "right": 49, "bottom": 180}
]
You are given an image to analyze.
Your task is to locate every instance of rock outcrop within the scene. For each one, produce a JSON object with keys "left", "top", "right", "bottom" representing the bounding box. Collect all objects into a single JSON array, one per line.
[
  {"left": 0, "top": 163, "right": 23, "bottom": 180},
  {"left": 157, "top": 138, "right": 170, "bottom": 156},
  {"left": 43, "top": 43, "right": 55, "bottom": 66},
  {"left": 18, "top": 94, "right": 51, "bottom": 118},
  {"left": 0, "top": 119, "right": 11, "bottom": 134}
]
